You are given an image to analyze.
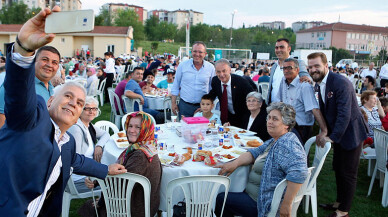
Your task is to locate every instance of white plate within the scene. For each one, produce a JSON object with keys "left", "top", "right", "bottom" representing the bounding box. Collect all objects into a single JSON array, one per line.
[
  {"left": 233, "top": 136, "right": 264, "bottom": 149},
  {"left": 111, "top": 131, "right": 130, "bottom": 149},
  {"left": 226, "top": 126, "right": 256, "bottom": 136},
  {"left": 212, "top": 147, "right": 246, "bottom": 163}
]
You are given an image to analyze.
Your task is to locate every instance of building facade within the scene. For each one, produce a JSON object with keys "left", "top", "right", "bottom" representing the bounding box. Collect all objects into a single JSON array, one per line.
[
  {"left": 0, "top": 0, "right": 81, "bottom": 11},
  {"left": 292, "top": 21, "right": 327, "bottom": 32},
  {"left": 148, "top": 9, "right": 203, "bottom": 29},
  {"left": 259, "top": 21, "right": 285, "bottom": 30},
  {"left": 0, "top": 24, "right": 133, "bottom": 57},
  {"left": 296, "top": 22, "right": 388, "bottom": 56},
  {"left": 102, "top": 3, "right": 147, "bottom": 24}
]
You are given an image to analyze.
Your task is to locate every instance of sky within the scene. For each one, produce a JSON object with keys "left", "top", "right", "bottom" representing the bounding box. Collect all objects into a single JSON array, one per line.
[{"left": 83, "top": 0, "right": 388, "bottom": 28}]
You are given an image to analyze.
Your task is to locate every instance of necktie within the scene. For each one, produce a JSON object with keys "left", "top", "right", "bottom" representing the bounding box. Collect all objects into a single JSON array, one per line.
[
  {"left": 315, "top": 83, "right": 325, "bottom": 113},
  {"left": 221, "top": 84, "right": 228, "bottom": 124}
]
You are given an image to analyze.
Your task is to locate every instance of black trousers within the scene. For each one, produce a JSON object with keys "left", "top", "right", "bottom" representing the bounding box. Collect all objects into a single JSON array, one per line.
[
  {"left": 104, "top": 73, "right": 114, "bottom": 103},
  {"left": 380, "top": 79, "right": 388, "bottom": 89},
  {"left": 332, "top": 142, "right": 362, "bottom": 212},
  {"left": 293, "top": 125, "right": 313, "bottom": 145}
]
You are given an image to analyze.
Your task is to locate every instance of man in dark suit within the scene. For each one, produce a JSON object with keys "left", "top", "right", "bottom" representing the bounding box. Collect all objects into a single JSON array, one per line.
[
  {"left": 0, "top": 7, "right": 126, "bottom": 217},
  {"left": 307, "top": 52, "right": 368, "bottom": 217},
  {"left": 209, "top": 58, "right": 254, "bottom": 128}
]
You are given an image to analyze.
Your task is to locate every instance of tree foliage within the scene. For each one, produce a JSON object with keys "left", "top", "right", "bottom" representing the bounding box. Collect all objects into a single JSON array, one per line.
[
  {"left": 114, "top": 9, "right": 144, "bottom": 40},
  {"left": 145, "top": 16, "right": 177, "bottom": 41},
  {"left": 330, "top": 46, "right": 353, "bottom": 64},
  {"left": 0, "top": 2, "right": 40, "bottom": 24},
  {"left": 95, "top": 7, "right": 112, "bottom": 26}
]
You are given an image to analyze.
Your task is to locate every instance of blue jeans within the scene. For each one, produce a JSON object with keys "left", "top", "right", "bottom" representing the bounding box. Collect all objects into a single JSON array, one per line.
[
  {"left": 178, "top": 99, "right": 200, "bottom": 118},
  {"left": 215, "top": 192, "right": 258, "bottom": 217}
]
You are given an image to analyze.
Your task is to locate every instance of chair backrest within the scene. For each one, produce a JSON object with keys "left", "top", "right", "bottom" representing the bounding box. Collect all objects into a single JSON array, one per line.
[
  {"left": 355, "top": 79, "right": 363, "bottom": 94},
  {"left": 94, "top": 120, "right": 119, "bottom": 135},
  {"left": 122, "top": 96, "right": 143, "bottom": 113},
  {"left": 65, "top": 176, "right": 80, "bottom": 195},
  {"left": 94, "top": 173, "right": 151, "bottom": 217},
  {"left": 166, "top": 175, "right": 230, "bottom": 217},
  {"left": 98, "top": 78, "right": 107, "bottom": 93},
  {"left": 373, "top": 128, "right": 388, "bottom": 173},
  {"left": 304, "top": 136, "right": 331, "bottom": 192},
  {"left": 268, "top": 167, "right": 313, "bottom": 217},
  {"left": 87, "top": 79, "right": 100, "bottom": 96},
  {"left": 108, "top": 88, "right": 124, "bottom": 116},
  {"left": 258, "top": 82, "right": 269, "bottom": 102},
  {"left": 163, "top": 97, "right": 172, "bottom": 123},
  {"left": 121, "top": 112, "right": 156, "bottom": 131},
  {"left": 73, "top": 78, "right": 87, "bottom": 87}
]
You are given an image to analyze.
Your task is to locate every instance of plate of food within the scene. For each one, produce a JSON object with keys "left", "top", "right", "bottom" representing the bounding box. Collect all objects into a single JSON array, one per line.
[
  {"left": 226, "top": 126, "right": 256, "bottom": 136},
  {"left": 233, "top": 136, "right": 264, "bottom": 149},
  {"left": 111, "top": 131, "right": 130, "bottom": 148},
  {"left": 158, "top": 153, "right": 175, "bottom": 165},
  {"left": 214, "top": 152, "right": 239, "bottom": 163}
]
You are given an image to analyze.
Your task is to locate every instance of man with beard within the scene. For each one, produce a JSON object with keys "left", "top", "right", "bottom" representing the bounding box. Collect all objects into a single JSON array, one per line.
[{"left": 307, "top": 52, "right": 368, "bottom": 217}]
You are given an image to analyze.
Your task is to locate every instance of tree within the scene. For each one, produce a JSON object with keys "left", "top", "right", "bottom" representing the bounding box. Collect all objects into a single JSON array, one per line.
[
  {"left": 114, "top": 9, "right": 144, "bottom": 40},
  {"left": 151, "top": 42, "right": 158, "bottom": 53},
  {"left": 145, "top": 15, "right": 159, "bottom": 41},
  {"left": 330, "top": 46, "right": 353, "bottom": 64},
  {"left": 95, "top": 7, "right": 112, "bottom": 26},
  {"left": 0, "top": 2, "right": 40, "bottom": 24},
  {"left": 158, "top": 21, "right": 177, "bottom": 40}
]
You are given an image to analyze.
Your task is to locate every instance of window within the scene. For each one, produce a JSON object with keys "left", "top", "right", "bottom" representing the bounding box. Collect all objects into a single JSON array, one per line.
[
  {"left": 361, "top": 45, "right": 365, "bottom": 50},
  {"left": 323, "top": 32, "right": 326, "bottom": 37},
  {"left": 317, "top": 32, "right": 320, "bottom": 37},
  {"left": 366, "top": 34, "right": 369, "bottom": 40},
  {"left": 350, "top": 44, "right": 355, "bottom": 50},
  {"left": 361, "top": 34, "right": 365, "bottom": 40},
  {"left": 347, "top": 44, "right": 351, "bottom": 49},
  {"left": 347, "top": 33, "right": 351, "bottom": 39},
  {"left": 355, "top": 44, "right": 358, "bottom": 50},
  {"left": 352, "top": 33, "right": 355, "bottom": 39},
  {"left": 312, "top": 33, "right": 314, "bottom": 38},
  {"left": 356, "top": 34, "right": 359, "bottom": 39},
  {"left": 107, "top": 45, "right": 115, "bottom": 53},
  {"left": 61, "top": 38, "right": 65, "bottom": 43}
]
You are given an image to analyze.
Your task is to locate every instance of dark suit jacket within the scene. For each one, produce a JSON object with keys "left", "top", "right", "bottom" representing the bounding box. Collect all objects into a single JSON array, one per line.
[
  {"left": 322, "top": 72, "right": 368, "bottom": 150},
  {"left": 241, "top": 103, "right": 271, "bottom": 141},
  {"left": 209, "top": 74, "right": 254, "bottom": 127},
  {"left": 0, "top": 46, "right": 108, "bottom": 217}
]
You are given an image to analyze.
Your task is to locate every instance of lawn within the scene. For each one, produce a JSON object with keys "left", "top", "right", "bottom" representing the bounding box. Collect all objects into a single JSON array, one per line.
[
  {"left": 68, "top": 103, "right": 387, "bottom": 217},
  {"left": 135, "top": 41, "right": 184, "bottom": 56}
]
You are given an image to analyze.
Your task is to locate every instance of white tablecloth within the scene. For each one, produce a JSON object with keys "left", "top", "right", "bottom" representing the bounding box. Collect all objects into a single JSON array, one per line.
[
  {"left": 101, "top": 124, "right": 250, "bottom": 211},
  {"left": 145, "top": 96, "right": 168, "bottom": 110}
]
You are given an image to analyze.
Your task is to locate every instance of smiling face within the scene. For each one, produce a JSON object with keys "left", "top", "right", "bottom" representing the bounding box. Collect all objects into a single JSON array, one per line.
[
  {"left": 246, "top": 97, "right": 262, "bottom": 112},
  {"left": 365, "top": 93, "right": 377, "bottom": 108},
  {"left": 200, "top": 99, "right": 214, "bottom": 113},
  {"left": 132, "top": 69, "right": 144, "bottom": 83},
  {"left": 192, "top": 43, "right": 207, "bottom": 64},
  {"left": 266, "top": 110, "right": 289, "bottom": 140},
  {"left": 35, "top": 50, "right": 60, "bottom": 84},
  {"left": 126, "top": 116, "right": 142, "bottom": 143},
  {"left": 283, "top": 61, "right": 299, "bottom": 83},
  {"left": 308, "top": 56, "right": 328, "bottom": 83},
  {"left": 215, "top": 63, "right": 231, "bottom": 84},
  {"left": 80, "top": 102, "right": 98, "bottom": 124},
  {"left": 47, "top": 85, "right": 86, "bottom": 132},
  {"left": 146, "top": 75, "right": 155, "bottom": 84},
  {"left": 275, "top": 40, "right": 291, "bottom": 61}
]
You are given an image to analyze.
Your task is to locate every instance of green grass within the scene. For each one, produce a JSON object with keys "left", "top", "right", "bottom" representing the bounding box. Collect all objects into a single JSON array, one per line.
[
  {"left": 68, "top": 103, "right": 388, "bottom": 216},
  {"left": 135, "top": 41, "right": 184, "bottom": 56}
]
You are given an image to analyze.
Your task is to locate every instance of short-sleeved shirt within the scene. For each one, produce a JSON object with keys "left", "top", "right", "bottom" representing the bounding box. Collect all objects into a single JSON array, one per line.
[
  {"left": 139, "top": 81, "right": 157, "bottom": 89},
  {"left": 258, "top": 75, "right": 270, "bottom": 83},
  {"left": 0, "top": 77, "right": 54, "bottom": 113},
  {"left": 278, "top": 76, "right": 318, "bottom": 126},
  {"left": 194, "top": 112, "right": 221, "bottom": 125},
  {"left": 124, "top": 79, "right": 148, "bottom": 110},
  {"left": 114, "top": 79, "right": 128, "bottom": 112},
  {"left": 157, "top": 79, "right": 173, "bottom": 89}
]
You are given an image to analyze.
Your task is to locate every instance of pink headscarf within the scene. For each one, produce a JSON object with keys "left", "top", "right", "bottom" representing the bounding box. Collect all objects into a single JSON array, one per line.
[{"left": 88, "top": 67, "right": 96, "bottom": 75}]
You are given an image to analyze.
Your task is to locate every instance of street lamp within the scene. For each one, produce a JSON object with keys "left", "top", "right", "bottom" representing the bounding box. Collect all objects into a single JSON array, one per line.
[{"left": 229, "top": 10, "right": 237, "bottom": 49}]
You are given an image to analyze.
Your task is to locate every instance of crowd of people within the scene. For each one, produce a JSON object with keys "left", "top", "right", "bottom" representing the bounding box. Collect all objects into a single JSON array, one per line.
[{"left": 1, "top": 6, "right": 388, "bottom": 217}]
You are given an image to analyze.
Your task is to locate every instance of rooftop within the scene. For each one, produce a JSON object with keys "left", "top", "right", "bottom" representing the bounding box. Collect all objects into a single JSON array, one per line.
[{"left": 297, "top": 22, "right": 388, "bottom": 34}]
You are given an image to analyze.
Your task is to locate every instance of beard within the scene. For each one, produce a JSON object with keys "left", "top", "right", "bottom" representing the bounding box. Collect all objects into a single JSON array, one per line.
[{"left": 310, "top": 69, "right": 327, "bottom": 83}]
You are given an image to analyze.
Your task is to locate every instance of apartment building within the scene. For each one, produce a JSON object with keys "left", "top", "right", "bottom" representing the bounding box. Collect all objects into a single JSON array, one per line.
[
  {"left": 148, "top": 9, "right": 203, "bottom": 29},
  {"left": 292, "top": 21, "right": 327, "bottom": 32},
  {"left": 0, "top": 0, "right": 81, "bottom": 11},
  {"left": 259, "top": 21, "right": 285, "bottom": 30},
  {"left": 102, "top": 3, "right": 147, "bottom": 24}
]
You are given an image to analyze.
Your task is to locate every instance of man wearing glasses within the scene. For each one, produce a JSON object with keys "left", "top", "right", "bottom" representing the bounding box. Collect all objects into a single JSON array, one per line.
[
  {"left": 277, "top": 58, "right": 327, "bottom": 146},
  {"left": 171, "top": 41, "right": 215, "bottom": 117},
  {"left": 267, "top": 38, "right": 310, "bottom": 104}
]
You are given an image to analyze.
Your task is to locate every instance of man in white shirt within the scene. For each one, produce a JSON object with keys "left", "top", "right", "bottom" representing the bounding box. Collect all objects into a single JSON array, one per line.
[
  {"left": 104, "top": 51, "right": 115, "bottom": 103},
  {"left": 360, "top": 62, "right": 377, "bottom": 79},
  {"left": 379, "top": 58, "right": 388, "bottom": 87}
]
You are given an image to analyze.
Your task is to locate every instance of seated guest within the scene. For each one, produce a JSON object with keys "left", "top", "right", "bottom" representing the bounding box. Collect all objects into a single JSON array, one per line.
[
  {"left": 257, "top": 67, "right": 270, "bottom": 83},
  {"left": 85, "top": 67, "right": 98, "bottom": 93},
  {"left": 194, "top": 94, "right": 221, "bottom": 125},
  {"left": 96, "top": 67, "right": 105, "bottom": 89},
  {"left": 79, "top": 112, "right": 162, "bottom": 217},
  {"left": 361, "top": 75, "right": 375, "bottom": 93},
  {"left": 243, "top": 68, "right": 258, "bottom": 91},
  {"left": 379, "top": 97, "right": 388, "bottom": 131},
  {"left": 214, "top": 102, "right": 308, "bottom": 217},
  {"left": 114, "top": 72, "right": 132, "bottom": 113},
  {"left": 76, "top": 63, "right": 87, "bottom": 78},
  {"left": 139, "top": 71, "right": 157, "bottom": 94},
  {"left": 242, "top": 92, "right": 270, "bottom": 141},
  {"left": 157, "top": 68, "right": 175, "bottom": 89},
  {"left": 361, "top": 90, "right": 385, "bottom": 145},
  {"left": 124, "top": 67, "right": 164, "bottom": 123}
]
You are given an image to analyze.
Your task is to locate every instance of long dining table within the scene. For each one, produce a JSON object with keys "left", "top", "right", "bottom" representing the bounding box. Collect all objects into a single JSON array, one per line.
[{"left": 101, "top": 123, "right": 252, "bottom": 211}]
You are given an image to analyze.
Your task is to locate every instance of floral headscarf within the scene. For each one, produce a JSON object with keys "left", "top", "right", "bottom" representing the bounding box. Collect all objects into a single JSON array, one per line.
[{"left": 117, "top": 111, "right": 157, "bottom": 164}]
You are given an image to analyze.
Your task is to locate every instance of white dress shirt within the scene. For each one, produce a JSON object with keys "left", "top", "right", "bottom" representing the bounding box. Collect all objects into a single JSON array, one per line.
[
  {"left": 380, "top": 64, "right": 388, "bottom": 80},
  {"left": 318, "top": 71, "right": 330, "bottom": 104},
  {"left": 104, "top": 58, "right": 115, "bottom": 74},
  {"left": 221, "top": 76, "right": 235, "bottom": 114},
  {"left": 271, "top": 62, "right": 283, "bottom": 102}
]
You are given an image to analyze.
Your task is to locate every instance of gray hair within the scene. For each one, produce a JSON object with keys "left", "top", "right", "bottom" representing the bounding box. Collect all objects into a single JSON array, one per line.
[
  {"left": 53, "top": 81, "right": 87, "bottom": 98},
  {"left": 215, "top": 58, "right": 231, "bottom": 68},
  {"left": 284, "top": 58, "right": 299, "bottom": 68},
  {"left": 192, "top": 41, "right": 207, "bottom": 50},
  {"left": 246, "top": 91, "right": 263, "bottom": 103},
  {"left": 85, "top": 96, "right": 99, "bottom": 106},
  {"left": 266, "top": 102, "right": 296, "bottom": 131}
]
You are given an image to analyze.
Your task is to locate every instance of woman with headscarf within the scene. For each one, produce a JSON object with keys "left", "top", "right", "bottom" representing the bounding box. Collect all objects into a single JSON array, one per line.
[
  {"left": 86, "top": 67, "right": 98, "bottom": 93},
  {"left": 79, "top": 111, "right": 162, "bottom": 217}
]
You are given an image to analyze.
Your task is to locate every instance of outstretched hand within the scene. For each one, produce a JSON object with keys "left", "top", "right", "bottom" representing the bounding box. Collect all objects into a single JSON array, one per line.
[{"left": 15, "top": 6, "right": 61, "bottom": 55}]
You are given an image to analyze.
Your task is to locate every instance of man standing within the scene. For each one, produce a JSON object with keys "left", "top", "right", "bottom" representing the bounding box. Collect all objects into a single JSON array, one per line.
[
  {"left": 0, "top": 46, "right": 59, "bottom": 128},
  {"left": 0, "top": 7, "right": 126, "bottom": 216},
  {"left": 209, "top": 59, "right": 254, "bottom": 127},
  {"left": 171, "top": 41, "right": 215, "bottom": 117},
  {"left": 379, "top": 57, "right": 388, "bottom": 87},
  {"left": 360, "top": 62, "right": 377, "bottom": 79},
  {"left": 267, "top": 38, "right": 309, "bottom": 103},
  {"left": 277, "top": 58, "right": 327, "bottom": 145},
  {"left": 307, "top": 52, "right": 368, "bottom": 217},
  {"left": 104, "top": 51, "right": 115, "bottom": 103}
]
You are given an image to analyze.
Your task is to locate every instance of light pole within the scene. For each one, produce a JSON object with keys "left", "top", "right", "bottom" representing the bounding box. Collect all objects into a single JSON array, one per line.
[{"left": 229, "top": 10, "right": 237, "bottom": 59}]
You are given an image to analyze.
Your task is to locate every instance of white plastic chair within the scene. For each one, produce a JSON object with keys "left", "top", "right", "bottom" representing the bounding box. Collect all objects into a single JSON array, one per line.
[
  {"left": 108, "top": 88, "right": 124, "bottom": 129},
  {"left": 122, "top": 95, "right": 143, "bottom": 113},
  {"left": 92, "top": 173, "right": 152, "bottom": 217},
  {"left": 360, "top": 147, "right": 376, "bottom": 176},
  {"left": 61, "top": 176, "right": 101, "bottom": 217},
  {"left": 87, "top": 79, "right": 100, "bottom": 97},
  {"left": 73, "top": 78, "right": 87, "bottom": 87},
  {"left": 97, "top": 78, "right": 106, "bottom": 106},
  {"left": 94, "top": 120, "right": 119, "bottom": 135},
  {"left": 367, "top": 128, "right": 388, "bottom": 207},
  {"left": 121, "top": 112, "right": 156, "bottom": 131},
  {"left": 258, "top": 82, "right": 269, "bottom": 104},
  {"left": 267, "top": 167, "right": 313, "bottom": 217},
  {"left": 212, "top": 98, "right": 220, "bottom": 117},
  {"left": 303, "top": 137, "right": 332, "bottom": 217},
  {"left": 166, "top": 175, "right": 230, "bottom": 217}
]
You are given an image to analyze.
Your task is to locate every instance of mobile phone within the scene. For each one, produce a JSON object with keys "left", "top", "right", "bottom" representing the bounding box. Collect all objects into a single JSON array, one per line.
[{"left": 45, "top": 10, "right": 94, "bottom": 34}]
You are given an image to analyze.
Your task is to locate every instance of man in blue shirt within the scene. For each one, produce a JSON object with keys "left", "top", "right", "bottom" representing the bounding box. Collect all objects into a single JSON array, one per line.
[
  {"left": 124, "top": 67, "right": 164, "bottom": 123},
  {"left": 171, "top": 41, "right": 215, "bottom": 117},
  {"left": 157, "top": 68, "right": 175, "bottom": 89},
  {"left": 0, "top": 46, "right": 58, "bottom": 128}
]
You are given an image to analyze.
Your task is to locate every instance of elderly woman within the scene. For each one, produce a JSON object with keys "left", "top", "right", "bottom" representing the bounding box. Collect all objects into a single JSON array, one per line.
[
  {"left": 79, "top": 111, "right": 162, "bottom": 217},
  {"left": 242, "top": 91, "right": 270, "bottom": 141},
  {"left": 214, "top": 102, "right": 308, "bottom": 217},
  {"left": 361, "top": 90, "right": 385, "bottom": 145}
]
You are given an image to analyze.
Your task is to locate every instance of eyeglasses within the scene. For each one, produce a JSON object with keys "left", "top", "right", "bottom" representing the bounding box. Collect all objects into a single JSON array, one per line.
[
  {"left": 281, "top": 66, "right": 297, "bottom": 71},
  {"left": 246, "top": 99, "right": 259, "bottom": 103},
  {"left": 84, "top": 107, "right": 99, "bottom": 112}
]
